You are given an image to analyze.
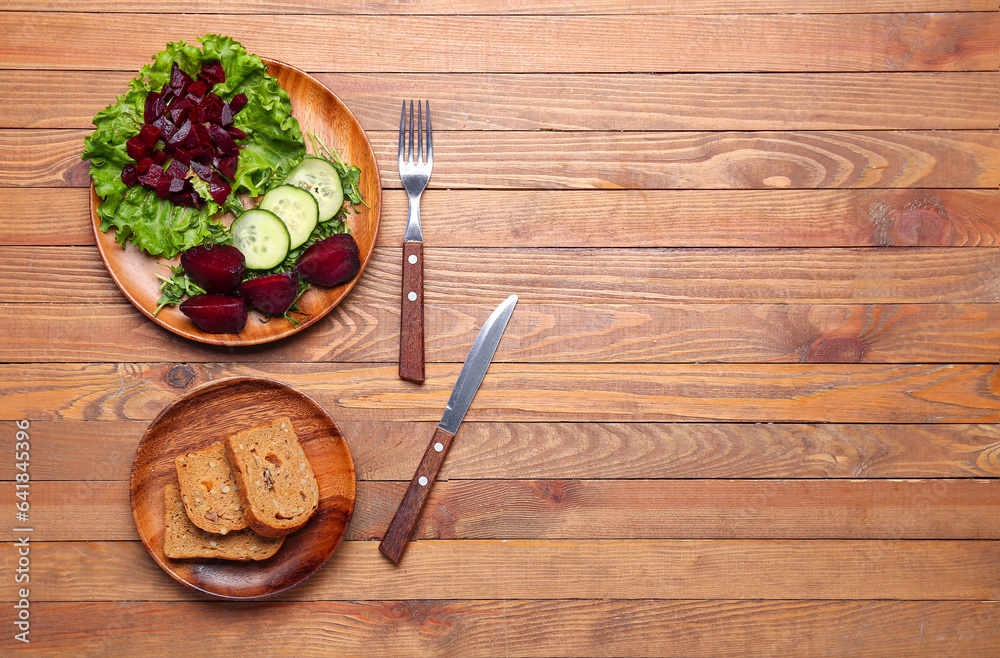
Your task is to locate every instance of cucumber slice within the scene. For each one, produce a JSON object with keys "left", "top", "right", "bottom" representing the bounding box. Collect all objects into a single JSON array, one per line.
[
  {"left": 259, "top": 184, "right": 319, "bottom": 249},
  {"left": 283, "top": 156, "right": 344, "bottom": 222},
  {"left": 230, "top": 209, "right": 290, "bottom": 270}
]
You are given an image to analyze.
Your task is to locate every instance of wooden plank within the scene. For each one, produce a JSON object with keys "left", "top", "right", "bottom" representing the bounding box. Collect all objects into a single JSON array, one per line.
[
  {"left": 5, "top": 421, "right": 998, "bottom": 482},
  {"left": 3, "top": 246, "right": 999, "bottom": 306},
  {"left": 0, "top": 362, "right": 995, "bottom": 423},
  {"left": 4, "top": 539, "right": 998, "bottom": 601},
  {"left": 16, "top": 599, "right": 1000, "bottom": 657},
  {"left": 10, "top": 129, "right": 999, "bottom": 190},
  {"left": 5, "top": 188, "right": 998, "bottom": 248},
  {"left": 1, "top": 301, "right": 997, "bottom": 364},
  {"left": 2, "top": 13, "right": 996, "bottom": 72},
  {"left": 4, "top": 1, "right": 996, "bottom": 14},
  {"left": 5, "top": 478, "right": 998, "bottom": 541},
  {"left": 4, "top": 71, "right": 997, "bottom": 131}
]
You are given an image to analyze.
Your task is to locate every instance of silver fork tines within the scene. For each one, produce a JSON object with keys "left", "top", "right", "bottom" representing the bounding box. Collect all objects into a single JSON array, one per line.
[{"left": 399, "top": 100, "right": 433, "bottom": 243}]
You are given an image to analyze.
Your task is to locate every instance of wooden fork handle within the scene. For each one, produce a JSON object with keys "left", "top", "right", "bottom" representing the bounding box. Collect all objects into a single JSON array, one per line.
[
  {"left": 399, "top": 241, "right": 424, "bottom": 383},
  {"left": 379, "top": 426, "right": 456, "bottom": 564}
]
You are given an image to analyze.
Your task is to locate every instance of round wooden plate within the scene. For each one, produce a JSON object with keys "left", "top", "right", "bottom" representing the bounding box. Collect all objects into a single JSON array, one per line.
[
  {"left": 130, "top": 377, "right": 356, "bottom": 600},
  {"left": 91, "top": 58, "right": 382, "bottom": 346}
]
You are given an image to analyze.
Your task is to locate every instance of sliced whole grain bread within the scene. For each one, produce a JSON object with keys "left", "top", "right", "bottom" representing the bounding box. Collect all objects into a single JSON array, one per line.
[
  {"left": 162, "top": 484, "right": 284, "bottom": 561},
  {"left": 174, "top": 441, "right": 248, "bottom": 535},
  {"left": 224, "top": 417, "right": 319, "bottom": 538}
]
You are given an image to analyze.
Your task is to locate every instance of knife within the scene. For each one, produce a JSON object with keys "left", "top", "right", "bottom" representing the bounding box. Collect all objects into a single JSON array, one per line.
[{"left": 379, "top": 294, "right": 518, "bottom": 564}]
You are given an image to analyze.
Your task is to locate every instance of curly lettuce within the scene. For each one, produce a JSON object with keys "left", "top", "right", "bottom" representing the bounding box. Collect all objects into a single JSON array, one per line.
[{"left": 82, "top": 34, "right": 306, "bottom": 259}]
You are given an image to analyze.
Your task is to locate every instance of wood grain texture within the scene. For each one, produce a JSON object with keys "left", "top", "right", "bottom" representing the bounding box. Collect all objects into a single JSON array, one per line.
[
  {"left": 15, "top": 129, "right": 999, "bottom": 189},
  {"left": 3, "top": 246, "right": 999, "bottom": 305},
  {"left": 6, "top": 421, "right": 998, "bottom": 482},
  {"left": 5, "top": 539, "right": 999, "bottom": 601},
  {"left": 2, "top": 301, "right": 997, "bottom": 364},
  {"left": 0, "top": 362, "right": 996, "bottom": 423},
  {"left": 6, "top": 478, "right": 998, "bottom": 542},
  {"left": 4, "top": 0, "right": 997, "bottom": 13},
  {"left": 5, "top": 71, "right": 998, "bottom": 131},
  {"left": 12, "top": 599, "right": 1000, "bottom": 657},
  {"left": 2, "top": 13, "right": 996, "bottom": 72},
  {"left": 6, "top": 188, "right": 998, "bottom": 248}
]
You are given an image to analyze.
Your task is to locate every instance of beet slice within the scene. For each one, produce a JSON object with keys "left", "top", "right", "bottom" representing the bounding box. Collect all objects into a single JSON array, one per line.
[
  {"left": 200, "top": 61, "right": 226, "bottom": 84},
  {"left": 181, "top": 244, "right": 246, "bottom": 293},
  {"left": 237, "top": 272, "right": 299, "bottom": 315},
  {"left": 136, "top": 157, "right": 154, "bottom": 174},
  {"left": 136, "top": 123, "right": 162, "bottom": 147},
  {"left": 208, "top": 171, "right": 232, "bottom": 205},
  {"left": 169, "top": 62, "right": 193, "bottom": 92},
  {"left": 226, "top": 126, "right": 247, "bottom": 140},
  {"left": 186, "top": 145, "right": 213, "bottom": 164},
  {"left": 217, "top": 155, "right": 239, "bottom": 181},
  {"left": 125, "top": 136, "right": 150, "bottom": 161},
  {"left": 121, "top": 164, "right": 138, "bottom": 187},
  {"left": 196, "top": 72, "right": 216, "bottom": 93},
  {"left": 219, "top": 102, "right": 234, "bottom": 127},
  {"left": 190, "top": 160, "right": 214, "bottom": 181},
  {"left": 165, "top": 159, "right": 188, "bottom": 180},
  {"left": 152, "top": 149, "right": 168, "bottom": 165},
  {"left": 197, "top": 93, "right": 224, "bottom": 125},
  {"left": 229, "top": 93, "right": 248, "bottom": 113},
  {"left": 144, "top": 91, "right": 164, "bottom": 124},
  {"left": 151, "top": 114, "right": 177, "bottom": 142},
  {"left": 180, "top": 294, "right": 247, "bottom": 334},
  {"left": 186, "top": 79, "right": 208, "bottom": 100},
  {"left": 168, "top": 119, "right": 192, "bottom": 146},
  {"left": 138, "top": 164, "right": 164, "bottom": 188},
  {"left": 168, "top": 97, "right": 193, "bottom": 125},
  {"left": 295, "top": 234, "right": 361, "bottom": 287},
  {"left": 208, "top": 123, "right": 238, "bottom": 156}
]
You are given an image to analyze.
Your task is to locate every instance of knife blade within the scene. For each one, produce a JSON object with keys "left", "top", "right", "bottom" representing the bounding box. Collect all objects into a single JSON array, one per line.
[{"left": 379, "top": 294, "right": 518, "bottom": 564}]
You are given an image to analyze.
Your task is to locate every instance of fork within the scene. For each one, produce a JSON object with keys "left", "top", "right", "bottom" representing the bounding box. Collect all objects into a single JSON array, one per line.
[{"left": 398, "top": 100, "right": 433, "bottom": 383}]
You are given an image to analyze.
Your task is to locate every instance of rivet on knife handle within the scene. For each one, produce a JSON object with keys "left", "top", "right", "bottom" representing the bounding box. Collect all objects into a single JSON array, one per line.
[
  {"left": 378, "top": 426, "right": 454, "bottom": 564},
  {"left": 399, "top": 241, "right": 424, "bottom": 383}
]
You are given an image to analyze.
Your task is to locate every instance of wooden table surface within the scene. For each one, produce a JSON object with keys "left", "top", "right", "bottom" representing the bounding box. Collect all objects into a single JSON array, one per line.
[{"left": 1, "top": 1, "right": 998, "bottom": 655}]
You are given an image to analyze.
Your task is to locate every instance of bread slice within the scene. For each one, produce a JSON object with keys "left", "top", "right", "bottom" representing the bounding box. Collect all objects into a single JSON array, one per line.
[
  {"left": 174, "top": 442, "right": 248, "bottom": 534},
  {"left": 163, "top": 484, "right": 284, "bottom": 561},
  {"left": 224, "top": 417, "right": 319, "bottom": 538}
]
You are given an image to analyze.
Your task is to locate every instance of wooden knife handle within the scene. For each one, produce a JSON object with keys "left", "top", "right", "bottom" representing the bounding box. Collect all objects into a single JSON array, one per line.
[
  {"left": 379, "top": 426, "right": 455, "bottom": 564},
  {"left": 399, "top": 241, "right": 425, "bottom": 383}
]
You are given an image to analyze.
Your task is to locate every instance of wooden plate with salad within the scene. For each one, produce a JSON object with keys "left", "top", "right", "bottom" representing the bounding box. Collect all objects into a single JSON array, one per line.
[{"left": 84, "top": 35, "right": 381, "bottom": 346}]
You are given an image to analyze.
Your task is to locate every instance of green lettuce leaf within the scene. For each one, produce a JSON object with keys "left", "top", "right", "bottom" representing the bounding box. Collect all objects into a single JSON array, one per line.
[{"left": 81, "top": 34, "right": 306, "bottom": 259}]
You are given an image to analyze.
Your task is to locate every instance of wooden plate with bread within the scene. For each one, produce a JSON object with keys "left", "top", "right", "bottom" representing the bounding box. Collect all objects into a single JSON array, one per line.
[{"left": 130, "top": 376, "right": 356, "bottom": 599}]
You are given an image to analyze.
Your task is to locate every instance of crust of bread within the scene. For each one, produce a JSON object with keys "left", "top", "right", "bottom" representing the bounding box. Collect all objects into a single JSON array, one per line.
[
  {"left": 174, "top": 442, "right": 248, "bottom": 534},
  {"left": 163, "top": 484, "right": 283, "bottom": 561},
  {"left": 224, "top": 417, "right": 319, "bottom": 538}
]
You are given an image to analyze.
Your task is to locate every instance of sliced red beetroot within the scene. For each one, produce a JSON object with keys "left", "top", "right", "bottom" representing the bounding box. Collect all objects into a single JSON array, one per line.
[
  {"left": 121, "top": 164, "right": 138, "bottom": 187},
  {"left": 171, "top": 148, "right": 191, "bottom": 165},
  {"left": 186, "top": 145, "right": 212, "bottom": 164},
  {"left": 171, "top": 188, "right": 204, "bottom": 209},
  {"left": 208, "top": 123, "right": 238, "bottom": 156},
  {"left": 168, "top": 119, "right": 192, "bottom": 146},
  {"left": 197, "top": 93, "right": 224, "bottom": 124},
  {"left": 217, "top": 155, "right": 239, "bottom": 181},
  {"left": 208, "top": 171, "right": 231, "bottom": 205},
  {"left": 186, "top": 79, "right": 208, "bottom": 99},
  {"left": 181, "top": 244, "right": 246, "bottom": 293},
  {"left": 190, "top": 160, "right": 214, "bottom": 181},
  {"left": 165, "top": 159, "right": 188, "bottom": 180},
  {"left": 226, "top": 126, "right": 247, "bottom": 140},
  {"left": 136, "top": 123, "right": 162, "bottom": 147},
  {"left": 230, "top": 93, "right": 248, "bottom": 113},
  {"left": 152, "top": 114, "right": 177, "bottom": 142},
  {"left": 189, "top": 123, "right": 212, "bottom": 149},
  {"left": 196, "top": 72, "right": 216, "bottom": 92},
  {"left": 152, "top": 149, "right": 168, "bottom": 165},
  {"left": 220, "top": 102, "right": 234, "bottom": 127},
  {"left": 180, "top": 294, "right": 247, "bottom": 334},
  {"left": 237, "top": 272, "right": 299, "bottom": 315},
  {"left": 144, "top": 91, "right": 163, "bottom": 123},
  {"left": 169, "top": 62, "right": 193, "bottom": 92},
  {"left": 138, "top": 164, "right": 164, "bottom": 188},
  {"left": 160, "top": 84, "right": 176, "bottom": 105},
  {"left": 168, "top": 97, "right": 193, "bottom": 125},
  {"left": 136, "top": 157, "right": 154, "bottom": 174},
  {"left": 125, "top": 136, "right": 150, "bottom": 161},
  {"left": 200, "top": 61, "right": 226, "bottom": 84},
  {"left": 295, "top": 234, "right": 361, "bottom": 287}
]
